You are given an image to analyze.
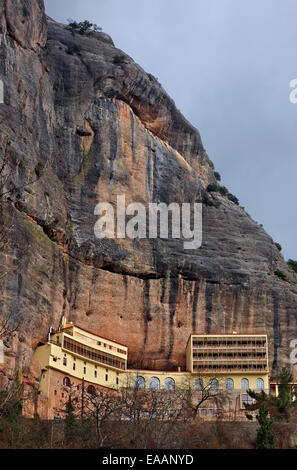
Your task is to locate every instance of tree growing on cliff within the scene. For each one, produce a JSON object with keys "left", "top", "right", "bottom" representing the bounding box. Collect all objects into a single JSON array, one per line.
[{"left": 67, "top": 19, "right": 102, "bottom": 36}]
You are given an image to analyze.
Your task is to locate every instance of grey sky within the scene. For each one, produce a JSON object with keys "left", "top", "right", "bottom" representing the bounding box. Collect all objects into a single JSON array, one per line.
[{"left": 45, "top": 0, "right": 297, "bottom": 260}]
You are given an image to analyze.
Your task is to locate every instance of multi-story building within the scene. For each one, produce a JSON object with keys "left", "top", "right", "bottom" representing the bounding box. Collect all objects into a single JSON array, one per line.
[
  {"left": 33, "top": 322, "right": 270, "bottom": 420},
  {"left": 186, "top": 333, "right": 269, "bottom": 414},
  {"left": 34, "top": 320, "right": 128, "bottom": 418}
]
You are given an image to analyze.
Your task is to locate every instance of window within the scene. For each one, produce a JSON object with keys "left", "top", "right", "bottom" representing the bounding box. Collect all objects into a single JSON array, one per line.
[
  {"left": 195, "top": 379, "right": 203, "bottom": 390},
  {"left": 210, "top": 378, "right": 219, "bottom": 390},
  {"left": 63, "top": 377, "right": 71, "bottom": 387},
  {"left": 73, "top": 363, "right": 76, "bottom": 371},
  {"left": 241, "top": 394, "right": 253, "bottom": 408},
  {"left": 164, "top": 378, "right": 175, "bottom": 391},
  {"left": 134, "top": 376, "right": 145, "bottom": 389},
  {"left": 226, "top": 378, "right": 234, "bottom": 390},
  {"left": 53, "top": 357, "right": 57, "bottom": 362},
  {"left": 256, "top": 378, "right": 264, "bottom": 389},
  {"left": 105, "top": 374, "right": 108, "bottom": 381},
  {"left": 94, "top": 370, "right": 97, "bottom": 378},
  {"left": 149, "top": 377, "right": 160, "bottom": 390},
  {"left": 76, "top": 385, "right": 79, "bottom": 390},
  {"left": 83, "top": 367, "right": 86, "bottom": 374},
  {"left": 229, "top": 401, "right": 233, "bottom": 407},
  {"left": 241, "top": 378, "right": 249, "bottom": 390},
  {"left": 54, "top": 390, "right": 57, "bottom": 396},
  {"left": 116, "top": 377, "right": 119, "bottom": 385},
  {"left": 87, "top": 385, "right": 96, "bottom": 395},
  {"left": 63, "top": 357, "right": 67, "bottom": 366},
  {"left": 209, "top": 409, "right": 214, "bottom": 416},
  {"left": 201, "top": 409, "right": 207, "bottom": 416}
]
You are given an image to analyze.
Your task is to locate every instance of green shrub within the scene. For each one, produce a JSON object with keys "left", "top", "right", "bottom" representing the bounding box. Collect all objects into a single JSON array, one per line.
[
  {"left": 214, "top": 171, "right": 221, "bottom": 181},
  {"left": 274, "top": 270, "right": 286, "bottom": 281},
  {"left": 288, "top": 259, "right": 297, "bottom": 274},
  {"left": 66, "top": 44, "right": 81, "bottom": 55},
  {"left": 35, "top": 162, "right": 44, "bottom": 178},
  {"left": 67, "top": 19, "right": 102, "bottom": 36},
  {"left": 207, "top": 183, "right": 219, "bottom": 192},
  {"left": 274, "top": 242, "right": 282, "bottom": 252},
  {"left": 202, "top": 195, "right": 220, "bottom": 208},
  {"left": 113, "top": 54, "right": 126, "bottom": 65},
  {"left": 227, "top": 193, "right": 239, "bottom": 205},
  {"left": 219, "top": 185, "right": 228, "bottom": 196}
]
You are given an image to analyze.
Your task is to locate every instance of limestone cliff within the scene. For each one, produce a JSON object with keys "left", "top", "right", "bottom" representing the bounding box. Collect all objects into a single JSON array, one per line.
[{"left": 0, "top": 0, "right": 297, "bottom": 384}]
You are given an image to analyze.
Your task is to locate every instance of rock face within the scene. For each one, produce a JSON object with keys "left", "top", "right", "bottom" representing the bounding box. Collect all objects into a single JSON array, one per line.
[{"left": 0, "top": 1, "right": 297, "bottom": 383}]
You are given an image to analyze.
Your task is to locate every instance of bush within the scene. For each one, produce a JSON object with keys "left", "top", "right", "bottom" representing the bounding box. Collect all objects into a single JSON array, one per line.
[
  {"left": 35, "top": 162, "right": 44, "bottom": 177},
  {"left": 227, "top": 193, "right": 239, "bottom": 205},
  {"left": 219, "top": 185, "right": 228, "bottom": 196},
  {"left": 288, "top": 259, "right": 297, "bottom": 274},
  {"left": 67, "top": 19, "right": 102, "bottom": 36},
  {"left": 113, "top": 54, "right": 126, "bottom": 65},
  {"left": 66, "top": 44, "right": 81, "bottom": 56},
  {"left": 207, "top": 183, "right": 219, "bottom": 192},
  {"left": 202, "top": 194, "right": 220, "bottom": 208},
  {"left": 214, "top": 171, "right": 221, "bottom": 181},
  {"left": 274, "top": 270, "right": 287, "bottom": 281},
  {"left": 275, "top": 242, "right": 282, "bottom": 252}
]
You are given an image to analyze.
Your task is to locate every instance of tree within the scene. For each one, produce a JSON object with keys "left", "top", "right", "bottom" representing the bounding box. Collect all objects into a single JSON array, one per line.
[
  {"left": 274, "top": 368, "right": 294, "bottom": 421},
  {"left": 64, "top": 396, "right": 78, "bottom": 445},
  {"left": 67, "top": 19, "right": 102, "bottom": 36},
  {"left": 214, "top": 171, "right": 221, "bottom": 182},
  {"left": 287, "top": 259, "right": 297, "bottom": 274},
  {"left": 255, "top": 403, "right": 275, "bottom": 449},
  {"left": 84, "top": 388, "right": 120, "bottom": 447},
  {"left": 245, "top": 367, "right": 296, "bottom": 448}
]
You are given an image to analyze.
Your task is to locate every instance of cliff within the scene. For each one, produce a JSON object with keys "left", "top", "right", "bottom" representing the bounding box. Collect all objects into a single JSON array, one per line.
[{"left": 0, "top": 0, "right": 297, "bottom": 384}]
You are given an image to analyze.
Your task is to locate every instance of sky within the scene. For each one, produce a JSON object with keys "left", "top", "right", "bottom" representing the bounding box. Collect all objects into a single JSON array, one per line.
[{"left": 44, "top": 0, "right": 297, "bottom": 260}]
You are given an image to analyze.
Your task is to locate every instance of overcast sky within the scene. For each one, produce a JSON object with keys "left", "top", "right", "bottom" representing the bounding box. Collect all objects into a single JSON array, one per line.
[{"left": 45, "top": 0, "right": 297, "bottom": 260}]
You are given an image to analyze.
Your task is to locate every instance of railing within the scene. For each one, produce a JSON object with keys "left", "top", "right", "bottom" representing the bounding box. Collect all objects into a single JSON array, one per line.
[{"left": 63, "top": 337, "right": 126, "bottom": 370}]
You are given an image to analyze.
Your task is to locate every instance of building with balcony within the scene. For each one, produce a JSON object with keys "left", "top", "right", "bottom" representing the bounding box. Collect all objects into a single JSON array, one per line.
[{"left": 33, "top": 324, "right": 270, "bottom": 420}]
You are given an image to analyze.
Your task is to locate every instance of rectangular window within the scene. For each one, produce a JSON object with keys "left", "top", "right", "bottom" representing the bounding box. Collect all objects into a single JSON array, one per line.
[
  {"left": 83, "top": 367, "right": 86, "bottom": 374},
  {"left": 73, "top": 363, "right": 76, "bottom": 370},
  {"left": 201, "top": 409, "right": 207, "bottom": 416},
  {"left": 63, "top": 357, "right": 67, "bottom": 366},
  {"left": 241, "top": 394, "right": 253, "bottom": 408},
  {"left": 105, "top": 374, "right": 108, "bottom": 382},
  {"left": 94, "top": 371, "right": 97, "bottom": 378}
]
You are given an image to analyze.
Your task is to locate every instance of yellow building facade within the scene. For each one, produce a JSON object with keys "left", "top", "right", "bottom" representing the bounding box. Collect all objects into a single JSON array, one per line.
[{"left": 33, "top": 322, "right": 270, "bottom": 420}]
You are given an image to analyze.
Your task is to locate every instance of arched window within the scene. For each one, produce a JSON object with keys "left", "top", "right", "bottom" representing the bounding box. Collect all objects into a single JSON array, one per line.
[
  {"left": 164, "top": 378, "right": 175, "bottom": 391},
  {"left": 195, "top": 379, "right": 203, "bottom": 391},
  {"left": 210, "top": 378, "right": 219, "bottom": 390},
  {"left": 226, "top": 378, "right": 234, "bottom": 390},
  {"left": 241, "top": 378, "right": 249, "bottom": 389},
  {"left": 149, "top": 377, "right": 160, "bottom": 390},
  {"left": 134, "top": 376, "right": 145, "bottom": 389},
  {"left": 87, "top": 385, "right": 96, "bottom": 395},
  {"left": 256, "top": 378, "right": 264, "bottom": 390},
  {"left": 63, "top": 377, "right": 71, "bottom": 387}
]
